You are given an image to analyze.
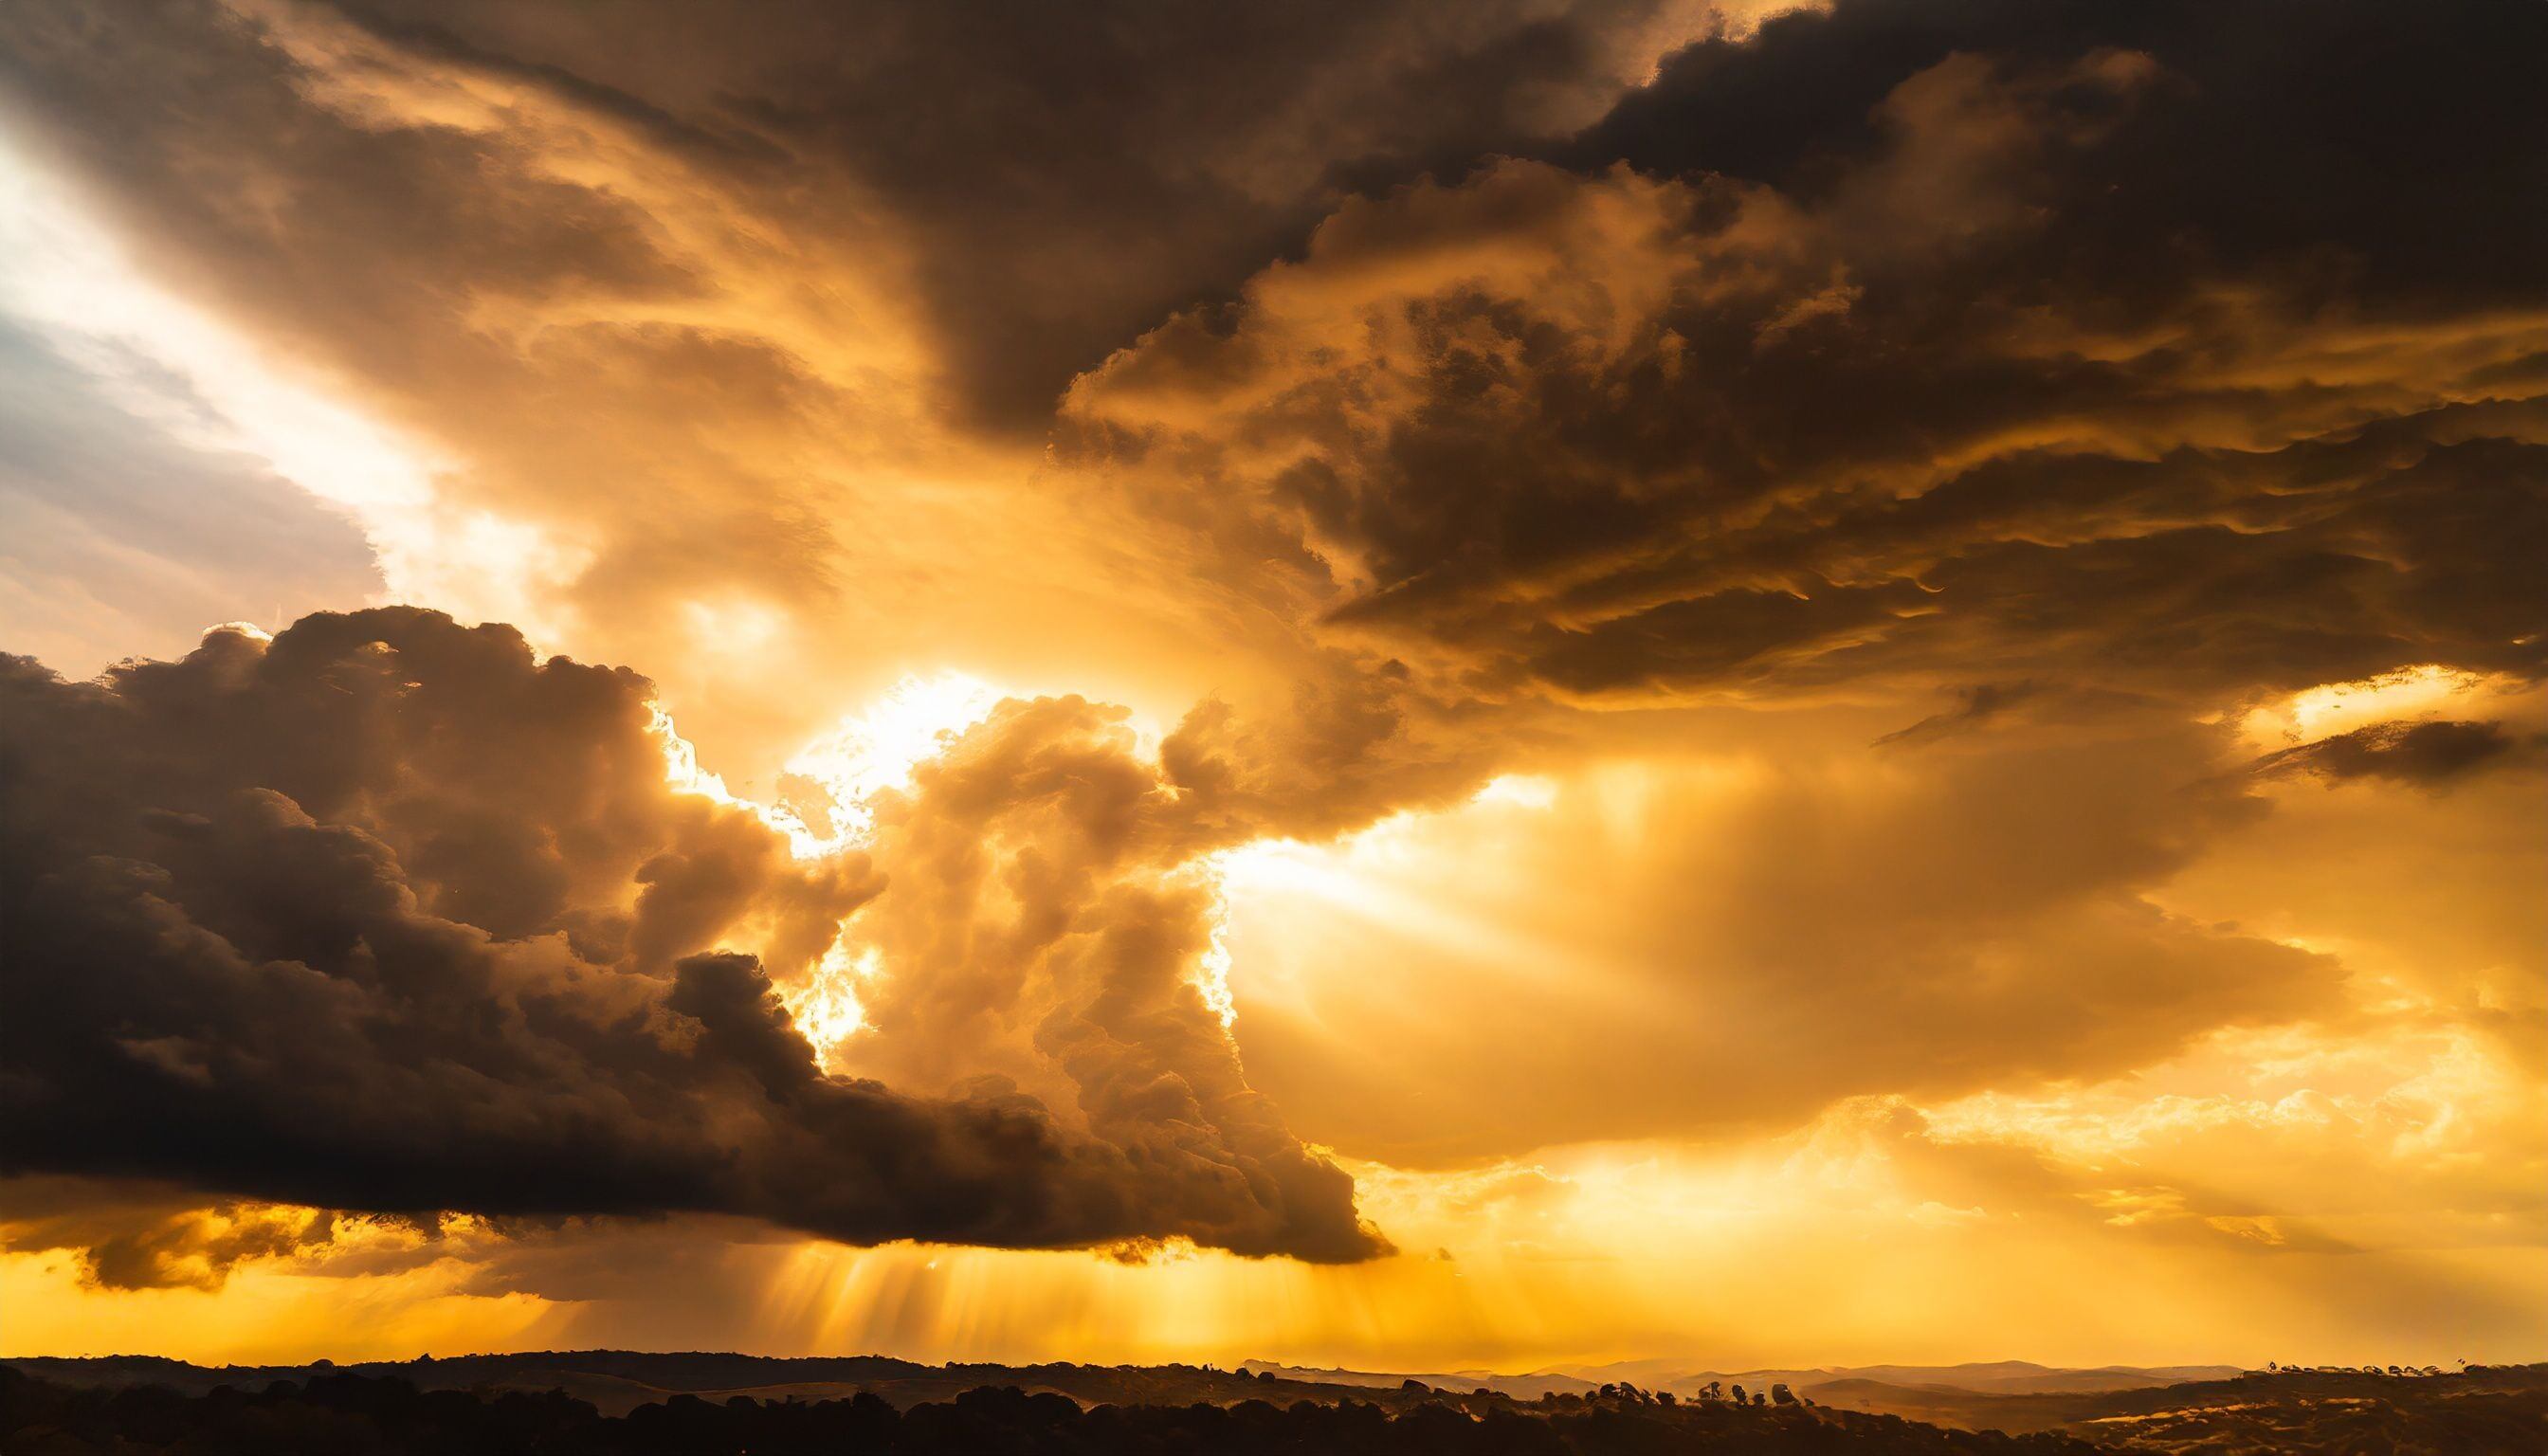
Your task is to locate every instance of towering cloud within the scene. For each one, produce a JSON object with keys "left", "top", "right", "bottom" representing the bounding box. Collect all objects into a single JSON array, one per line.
[{"left": 0, "top": 610, "right": 1378, "bottom": 1263}]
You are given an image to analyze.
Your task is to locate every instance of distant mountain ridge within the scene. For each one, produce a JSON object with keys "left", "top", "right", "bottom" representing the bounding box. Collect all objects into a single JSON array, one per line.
[{"left": 1238, "top": 1356, "right": 2246, "bottom": 1401}]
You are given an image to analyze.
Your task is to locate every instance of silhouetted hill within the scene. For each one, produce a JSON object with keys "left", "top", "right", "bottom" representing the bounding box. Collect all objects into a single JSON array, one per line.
[
  {"left": 1241, "top": 1356, "right": 2244, "bottom": 1403},
  {"left": 0, "top": 1365, "right": 2110, "bottom": 1454},
  {"left": 1239, "top": 1358, "right": 1604, "bottom": 1399},
  {"left": 1806, "top": 1364, "right": 2548, "bottom": 1445},
  {"left": 4, "top": 1356, "right": 2539, "bottom": 1452},
  {"left": 2, "top": 1351, "right": 1360, "bottom": 1418},
  {"left": 1790, "top": 1363, "right": 2246, "bottom": 1397}
]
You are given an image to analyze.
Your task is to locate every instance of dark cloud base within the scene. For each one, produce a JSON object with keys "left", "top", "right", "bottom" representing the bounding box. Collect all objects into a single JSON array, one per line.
[{"left": 2248, "top": 719, "right": 2529, "bottom": 789}]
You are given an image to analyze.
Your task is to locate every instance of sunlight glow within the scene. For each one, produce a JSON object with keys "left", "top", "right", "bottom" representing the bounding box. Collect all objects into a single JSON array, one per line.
[
  {"left": 2238, "top": 664, "right": 2503, "bottom": 749},
  {"left": 0, "top": 143, "right": 430, "bottom": 522},
  {"left": 1473, "top": 774, "right": 1560, "bottom": 808},
  {"left": 1194, "top": 874, "right": 1243, "bottom": 1028},
  {"left": 780, "top": 672, "right": 1007, "bottom": 845},
  {"left": 652, "top": 672, "right": 1010, "bottom": 1065},
  {"left": 8, "top": 0, "right": 2545, "bottom": 1399},
  {"left": 651, "top": 670, "right": 1008, "bottom": 860},
  {"left": 0, "top": 135, "right": 586, "bottom": 643},
  {"left": 649, "top": 702, "right": 830, "bottom": 853},
  {"left": 792, "top": 935, "right": 884, "bottom": 1066}
]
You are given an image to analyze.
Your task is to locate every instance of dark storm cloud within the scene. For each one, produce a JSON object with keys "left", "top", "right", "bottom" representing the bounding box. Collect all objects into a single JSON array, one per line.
[
  {"left": 313, "top": 0, "right": 1684, "bottom": 428},
  {"left": 5, "top": 0, "right": 2539, "bottom": 722},
  {"left": 2249, "top": 719, "right": 2526, "bottom": 790},
  {"left": 1070, "top": 0, "right": 2548, "bottom": 709},
  {"left": 0, "top": 0, "right": 1722, "bottom": 719},
  {"left": 1502, "top": 415, "right": 2548, "bottom": 700},
  {"left": 0, "top": 0, "right": 1692, "bottom": 433},
  {"left": 1568, "top": 0, "right": 2548, "bottom": 310},
  {"left": 0, "top": 610, "right": 1379, "bottom": 1265},
  {"left": 0, "top": 2, "right": 701, "bottom": 346}
]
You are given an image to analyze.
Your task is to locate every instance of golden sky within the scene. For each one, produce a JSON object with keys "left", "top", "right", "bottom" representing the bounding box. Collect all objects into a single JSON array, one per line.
[{"left": 0, "top": 0, "right": 2541, "bottom": 1374}]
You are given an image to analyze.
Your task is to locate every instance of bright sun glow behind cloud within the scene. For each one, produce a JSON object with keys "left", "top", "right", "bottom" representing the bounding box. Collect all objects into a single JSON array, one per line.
[
  {"left": 2238, "top": 664, "right": 2512, "bottom": 750},
  {"left": 654, "top": 669, "right": 1009, "bottom": 860},
  {"left": 0, "top": 136, "right": 586, "bottom": 646},
  {"left": 653, "top": 671, "right": 1010, "bottom": 1062},
  {"left": 783, "top": 673, "right": 1010, "bottom": 842}
]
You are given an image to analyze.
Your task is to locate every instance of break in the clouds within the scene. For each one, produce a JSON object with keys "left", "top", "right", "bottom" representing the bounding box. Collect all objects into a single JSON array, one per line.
[
  {"left": 0, "top": 318, "right": 379, "bottom": 674},
  {"left": 0, "top": 0, "right": 2541, "bottom": 1368}
]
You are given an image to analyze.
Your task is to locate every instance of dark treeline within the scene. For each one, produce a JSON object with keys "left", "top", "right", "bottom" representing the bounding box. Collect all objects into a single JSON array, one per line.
[{"left": 1, "top": 1368, "right": 2101, "bottom": 1455}]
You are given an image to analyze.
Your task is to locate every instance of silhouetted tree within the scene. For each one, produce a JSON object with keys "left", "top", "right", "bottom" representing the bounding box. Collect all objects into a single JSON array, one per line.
[{"left": 0, "top": 1365, "right": 2259, "bottom": 1456}]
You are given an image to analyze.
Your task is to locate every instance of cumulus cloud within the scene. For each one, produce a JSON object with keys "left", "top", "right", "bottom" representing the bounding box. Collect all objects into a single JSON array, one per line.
[
  {"left": 816, "top": 692, "right": 1391, "bottom": 1261},
  {"left": 0, "top": 610, "right": 1379, "bottom": 1268}
]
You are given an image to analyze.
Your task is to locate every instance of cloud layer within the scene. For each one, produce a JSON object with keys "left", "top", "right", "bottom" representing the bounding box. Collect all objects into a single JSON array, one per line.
[{"left": 1069, "top": 3, "right": 2548, "bottom": 708}]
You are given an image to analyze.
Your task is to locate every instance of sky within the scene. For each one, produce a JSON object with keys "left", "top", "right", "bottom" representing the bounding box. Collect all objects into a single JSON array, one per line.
[{"left": 0, "top": 0, "right": 2541, "bottom": 1374}]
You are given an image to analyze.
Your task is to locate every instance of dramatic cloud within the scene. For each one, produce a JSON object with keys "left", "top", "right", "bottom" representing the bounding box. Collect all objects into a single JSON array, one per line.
[
  {"left": 0, "top": 0, "right": 1773, "bottom": 767},
  {"left": 309, "top": 0, "right": 1739, "bottom": 427},
  {"left": 0, "top": 0, "right": 2541, "bottom": 1372},
  {"left": 0, "top": 1176, "right": 348, "bottom": 1293},
  {"left": 1069, "top": 0, "right": 2548, "bottom": 709},
  {"left": 0, "top": 610, "right": 1377, "bottom": 1264}
]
